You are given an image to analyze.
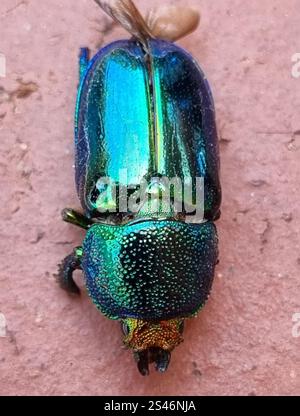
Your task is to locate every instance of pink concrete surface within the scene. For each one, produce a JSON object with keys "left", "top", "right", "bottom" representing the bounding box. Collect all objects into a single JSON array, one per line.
[{"left": 0, "top": 0, "right": 300, "bottom": 396}]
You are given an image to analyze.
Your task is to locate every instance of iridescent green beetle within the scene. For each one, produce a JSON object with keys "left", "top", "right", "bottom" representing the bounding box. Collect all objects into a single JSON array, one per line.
[{"left": 58, "top": 0, "right": 221, "bottom": 375}]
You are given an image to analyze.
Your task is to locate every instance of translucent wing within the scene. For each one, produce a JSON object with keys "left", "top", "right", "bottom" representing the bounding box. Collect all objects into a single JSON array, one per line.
[
  {"left": 94, "top": 1, "right": 200, "bottom": 44},
  {"left": 94, "top": 0, "right": 154, "bottom": 47}
]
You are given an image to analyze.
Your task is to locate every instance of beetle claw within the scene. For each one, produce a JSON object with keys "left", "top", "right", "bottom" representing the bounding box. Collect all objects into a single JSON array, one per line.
[
  {"left": 134, "top": 350, "right": 150, "bottom": 376},
  {"left": 134, "top": 348, "right": 171, "bottom": 375},
  {"left": 153, "top": 349, "right": 171, "bottom": 373}
]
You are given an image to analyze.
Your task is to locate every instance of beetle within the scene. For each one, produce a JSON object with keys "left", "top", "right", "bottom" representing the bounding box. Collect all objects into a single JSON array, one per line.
[{"left": 58, "top": 0, "right": 221, "bottom": 375}]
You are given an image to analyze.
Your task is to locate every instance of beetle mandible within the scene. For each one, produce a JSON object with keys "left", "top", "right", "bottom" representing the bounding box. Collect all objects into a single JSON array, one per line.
[{"left": 58, "top": 0, "right": 221, "bottom": 376}]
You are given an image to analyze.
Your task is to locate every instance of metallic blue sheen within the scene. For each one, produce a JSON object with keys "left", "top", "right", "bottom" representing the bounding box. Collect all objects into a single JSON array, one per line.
[
  {"left": 149, "top": 40, "right": 221, "bottom": 220},
  {"left": 75, "top": 39, "right": 221, "bottom": 220},
  {"left": 75, "top": 40, "right": 153, "bottom": 216}
]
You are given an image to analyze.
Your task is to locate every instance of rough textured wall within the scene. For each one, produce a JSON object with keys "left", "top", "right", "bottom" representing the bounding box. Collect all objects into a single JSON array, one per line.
[{"left": 0, "top": 0, "right": 299, "bottom": 396}]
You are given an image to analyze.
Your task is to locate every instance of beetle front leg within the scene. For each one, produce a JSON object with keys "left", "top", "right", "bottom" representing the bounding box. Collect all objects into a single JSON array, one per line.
[
  {"left": 58, "top": 247, "right": 83, "bottom": 295},
  {"left": 62, "top": 208, "right": 94, "bottom": 230}
]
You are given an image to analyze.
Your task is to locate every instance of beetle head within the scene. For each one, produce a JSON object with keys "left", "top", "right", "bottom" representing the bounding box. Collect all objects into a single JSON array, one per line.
[{"left": 121, "top": 318, "right": 184, "bottom": 375}]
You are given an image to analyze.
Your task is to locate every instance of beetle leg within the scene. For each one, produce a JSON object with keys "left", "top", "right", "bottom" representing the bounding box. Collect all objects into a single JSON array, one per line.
[
  {"left": 79, "top": 47, "right": 90, "bottom": 82},
  {"left": 57, "top": 247, "right": 83, "bottom": 295},
  {"left": 213, "top": 209, "right": 221, "bottom": 221},
  {"left": 62, "top": 208, "right": 94, "bottom": 230}
]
